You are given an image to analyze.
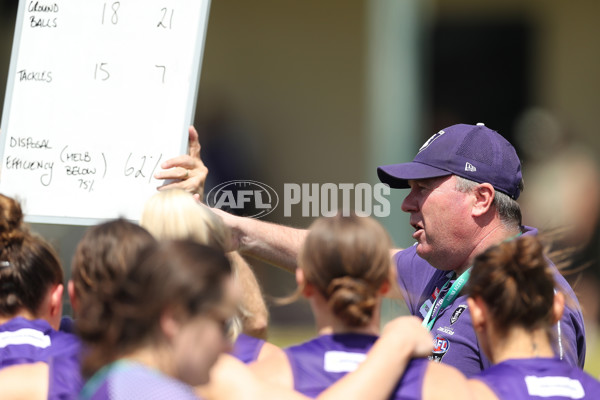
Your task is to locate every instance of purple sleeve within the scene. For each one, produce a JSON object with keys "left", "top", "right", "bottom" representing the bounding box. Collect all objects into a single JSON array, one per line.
[
  {"left": 48, "top": 332, "right": 84, "bottom": 399},
  {"left": 230, "top": 333, "right": 265, "bottom": 364},
  {"left": 553, "top": 271, "right": 586, "bottom": 368},
  {"left": 394, "top": 245, "right": 438, "bottom": 315}
]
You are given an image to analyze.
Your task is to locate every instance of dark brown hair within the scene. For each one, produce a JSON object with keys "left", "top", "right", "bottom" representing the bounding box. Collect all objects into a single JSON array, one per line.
[
  {"left": 77, "top": 240, "right": 232, "bottom": 377},
  {"left": 297, "top": 214, "right": 392, "bottom": 327},
  {"left": 466, "top": 235, "right": 557, "bottom": 334},
  {"left": 0, "top": 194, "right": 63, "bottom": 317},
  {"left": 70, "top": 218, "right": 157, "bottom": 308}
]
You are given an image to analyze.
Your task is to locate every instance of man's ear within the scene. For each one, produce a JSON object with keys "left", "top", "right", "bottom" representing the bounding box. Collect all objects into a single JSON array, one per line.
[
  {"left": 471, "top": 183, "right": 495, "bottom": 217},
  {"left": 67, "top": 280, "right": 79, "bottom": 314},
  {"left": 552, "top": 291, "right": 565, "bottom": 324}
]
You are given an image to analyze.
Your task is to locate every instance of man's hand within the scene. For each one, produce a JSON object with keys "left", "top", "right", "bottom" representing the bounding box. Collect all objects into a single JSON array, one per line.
[
  {"left": 381, "top": 316, "right": 433, "bottom": 358},
  {"left": 154, "top": 126, "right": 208, "bottom": 200}
]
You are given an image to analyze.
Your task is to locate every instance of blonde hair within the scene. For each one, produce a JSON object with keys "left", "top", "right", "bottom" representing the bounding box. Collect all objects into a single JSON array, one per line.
[
  {"left": 140, "top": 189, "right": 244, "bottom": 339},
  {"left": 141, "top": 189, "right": 230, "bottom": 251}
]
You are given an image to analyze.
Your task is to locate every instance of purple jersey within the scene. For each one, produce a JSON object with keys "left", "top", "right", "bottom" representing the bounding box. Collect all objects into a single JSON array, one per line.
[
  {"left": 395, "top": 226, "right": 586, "bottom": 377},
  {"left": 80, "top": 361, "right": 201, "bottom": 400},
  {"left": 474, "top": 358, "right": 600, "bottom": 399},
  {"left": 0, "top": 317, "right": 83, "bottom": 399},
  {"left": 231, "top": 333, "right": 265, "bottom": 364},
  {"left": 285, "top": 333, "right": 428, "bottom": 399}
]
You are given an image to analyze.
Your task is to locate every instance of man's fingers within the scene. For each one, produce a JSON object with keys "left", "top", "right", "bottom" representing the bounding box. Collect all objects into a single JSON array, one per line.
[
  {"left": 156, "top": 175, "right": 201, "bottom": 192},
  {"left": 158, "top": 155, "right": 198, "bottom": 172},
  {"left": 188, "top": 125, "right": 201, "bottom": 159},
  {"left": 154, "top": 125, "right": 207, "bottom": 197}
]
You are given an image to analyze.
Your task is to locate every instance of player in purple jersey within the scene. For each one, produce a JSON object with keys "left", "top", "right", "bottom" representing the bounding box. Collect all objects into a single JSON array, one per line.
[
  {"left": 77, "top": 241, "right": 237, "bottom": 399},
  {"left": 76, "top": 238, "right": 431, "bottom": 400},
  {"left": 251, "top": 214, "right": 471, "bottom": 399},
  {"left": 0, "top": 194, "right": 83, "bottom": 399},
  {"left": 465, "top": 235, "right": 600, "bottom": 399},
  {"left": 200, "top": 123, "right": 585, "bottom": 376}
]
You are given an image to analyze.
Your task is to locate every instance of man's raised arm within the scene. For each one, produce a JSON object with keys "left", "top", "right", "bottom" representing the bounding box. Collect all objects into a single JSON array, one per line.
[{"left": 212, "top": 207, "right": 307, "bottom": 274}]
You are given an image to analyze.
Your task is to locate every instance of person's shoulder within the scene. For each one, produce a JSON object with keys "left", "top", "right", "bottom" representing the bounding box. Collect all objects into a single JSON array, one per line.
[
  {"left": 50, "top": 327, "right": 82, "bottom": 354},
  {"left": 577, "top": 368, "right": 600, "bottom": 390},
  {"left": 0, "top": 362, "right": 49, "bottom": 400},
  {"left": 394, "top": 243, "right": 418, "bottom": 260},
  {"left": 423, "top": 362, "right": 474, "bottom": 400},
  {"left": 256, "top": 340, "right": 284, "bottom": 362},
  {"left": 394, "top": 245, "right": 436, "bottom": 273},
  {"left": 467, "top": 377, "right": 498, "bottom": 400},
  {"left": 249, "top": 340, "right": 294, "bottom": 389}
]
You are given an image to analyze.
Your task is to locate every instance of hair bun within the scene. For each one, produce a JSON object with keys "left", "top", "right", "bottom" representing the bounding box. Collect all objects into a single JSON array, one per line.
[
  {"left": 326, "top": 276, "right": 376, "bottom": 327},
  {"left": 0, "top": 195, "right": 26, "bottom": 246}
]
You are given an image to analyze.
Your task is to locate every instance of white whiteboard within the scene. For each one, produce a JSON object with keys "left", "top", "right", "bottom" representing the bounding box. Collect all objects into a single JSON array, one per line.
[{"left": 0, "top": 0, "right": 211, "bottom": 225}]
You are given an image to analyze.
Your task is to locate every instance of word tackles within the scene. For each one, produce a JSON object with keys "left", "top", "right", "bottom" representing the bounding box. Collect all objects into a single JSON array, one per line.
[
  {"left": 17, "top": 69, "right": 53, "bottom": 83},
  {"left": 284, "top": 183, "right": 390, "bottom": 218},
  {"left": 206, "top": 180, "right": 279, "bottom": 219}
]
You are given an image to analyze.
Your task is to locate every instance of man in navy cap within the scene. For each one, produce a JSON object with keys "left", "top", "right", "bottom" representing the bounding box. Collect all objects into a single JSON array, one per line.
[
  {"left": 202, "top": 123, "right": 586, "bottom": 376},
  {"left": 376, "top": 123, "right": 584, "bottom": 375}
]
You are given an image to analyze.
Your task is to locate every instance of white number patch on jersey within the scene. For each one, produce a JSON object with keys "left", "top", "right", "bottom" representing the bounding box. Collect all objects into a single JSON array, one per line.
[
  {"left": 324, "top": 351, "right": 367, "bottom": 373},
  {"left": 525, "top": 376, "right": 585, "bottom": 399}
]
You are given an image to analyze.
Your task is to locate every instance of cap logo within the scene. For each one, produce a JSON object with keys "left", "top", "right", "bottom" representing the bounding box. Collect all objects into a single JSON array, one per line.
[
  {"left": 465, "top": 162, "right": 477, "bottom": 172},
  {"left": 418, "top": 130, "right": 445, "bottom": 154}
]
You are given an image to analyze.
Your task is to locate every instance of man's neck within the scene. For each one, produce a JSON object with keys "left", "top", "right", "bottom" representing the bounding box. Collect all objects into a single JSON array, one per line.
[{"left": 454, "top": 223, "right": 521, "bottom": 276}]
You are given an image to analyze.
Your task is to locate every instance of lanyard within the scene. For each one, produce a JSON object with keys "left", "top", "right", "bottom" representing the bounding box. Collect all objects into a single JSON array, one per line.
[
  {"left": 420, "top": 232, "right": 523, "bottom": 331},
  {"left": 422, "top": 268, "right": 471, "bottom": 331}
]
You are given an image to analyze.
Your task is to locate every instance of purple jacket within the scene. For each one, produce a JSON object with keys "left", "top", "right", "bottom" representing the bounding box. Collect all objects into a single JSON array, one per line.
[
  {"left": 474, "top": 357, "right": 600, "bottom": 399},
  {"left": 285, "top": 333, "right": 428, "bottom": 399},
  {"left": 395, "top": 226, "right": 586, "bottom": 377},
  {"left": 0, "top": 317, "right": 83, "bottom": 399}
]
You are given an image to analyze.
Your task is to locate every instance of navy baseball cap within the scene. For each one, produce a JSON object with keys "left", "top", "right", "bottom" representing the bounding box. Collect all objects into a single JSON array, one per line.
[{"left": 377, "top": 123, "right": 523, "bottom": 200}]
